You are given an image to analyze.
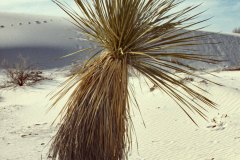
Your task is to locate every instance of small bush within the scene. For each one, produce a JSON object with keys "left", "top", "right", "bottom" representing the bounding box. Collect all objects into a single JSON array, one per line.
[
  {"left": 0, "top": 55, "right": 50, "bottom": 88},
  {"left": 199, "top": 80, "right": 208, "bottom": 85},
  {"left": 180, "top": 77, "right": 194, "bottom": 83},
  {"left": 233, "top": 27, "right": 240, "bottom": 34}
]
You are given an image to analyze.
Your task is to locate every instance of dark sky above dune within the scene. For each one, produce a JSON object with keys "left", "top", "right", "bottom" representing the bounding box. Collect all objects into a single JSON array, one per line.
[{"left": 1, "top": 0, "right": 240, "bottom": 33}]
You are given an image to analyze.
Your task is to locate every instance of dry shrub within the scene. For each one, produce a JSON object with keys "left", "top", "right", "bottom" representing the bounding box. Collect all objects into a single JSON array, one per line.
[
  {"left": 0, "top": 55, "right": 50, "bottom": 88},
  {"left": 180, "top": 77, "right": 194, "bottom": 83},
  {"left": 199, "top": 79, "right": 208, "bottom": 85},
  {"left": 233, "top": 27, "right": 240, "bottom": 34}
]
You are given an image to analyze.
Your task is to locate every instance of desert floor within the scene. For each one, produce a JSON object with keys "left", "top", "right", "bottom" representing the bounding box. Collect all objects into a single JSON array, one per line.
[{"left": 0, "top": 69, "right": 240, "bottom": 160}]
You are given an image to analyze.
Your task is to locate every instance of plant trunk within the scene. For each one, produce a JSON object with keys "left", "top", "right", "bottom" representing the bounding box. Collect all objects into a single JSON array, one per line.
[{"left": 50, "top": 54, "right": 131, "bottom": 160}]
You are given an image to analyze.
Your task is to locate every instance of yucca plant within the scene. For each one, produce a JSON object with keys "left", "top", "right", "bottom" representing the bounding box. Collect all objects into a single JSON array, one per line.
[{"left": 50, "top": 0, "right": 219, "bottom": 159}]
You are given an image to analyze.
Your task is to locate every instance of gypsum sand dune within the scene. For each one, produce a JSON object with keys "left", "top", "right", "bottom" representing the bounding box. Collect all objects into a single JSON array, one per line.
[{"left": 0, "top": 12, "right": 240, "bottom": 70}]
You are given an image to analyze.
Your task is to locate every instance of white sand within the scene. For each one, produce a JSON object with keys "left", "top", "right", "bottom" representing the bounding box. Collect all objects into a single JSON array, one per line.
[
  {"left": 0, "top": 70, "right": 240, "bottom": 160},
  {"left": 129, "top": 71, "right": 240, "bottom": 160}
]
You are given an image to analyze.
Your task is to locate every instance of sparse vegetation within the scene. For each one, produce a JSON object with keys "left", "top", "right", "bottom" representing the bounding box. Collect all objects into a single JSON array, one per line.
[
  {"left": 181, "top": 77, "right": 194, "bottom": 83},
  {"left": 0, "top": 55, "right": 50, "bottom": 88},
  {"left": 233, "top": 27, "right": 240, "bottom": 34},
  {"left": 199, "top": 79, "right": 208, "bottom": 85}
]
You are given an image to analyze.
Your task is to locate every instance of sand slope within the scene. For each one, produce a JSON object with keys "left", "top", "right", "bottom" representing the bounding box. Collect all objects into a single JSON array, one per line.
[
  {"left": 1, "top": 12, "right": 240, "bottom": 69},
  {"left": 0, "top": 12, "right": 95, "bottom": 69}
]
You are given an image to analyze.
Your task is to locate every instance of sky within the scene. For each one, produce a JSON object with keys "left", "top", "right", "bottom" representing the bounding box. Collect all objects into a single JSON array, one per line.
[{"left": 0, "top": 0, "right": 240, "bottom": 33}]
